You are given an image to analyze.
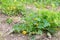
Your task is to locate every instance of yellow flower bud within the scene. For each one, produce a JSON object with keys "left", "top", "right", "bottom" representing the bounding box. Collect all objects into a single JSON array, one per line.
[
  {"left": 34, "top": 23, "right": 39, "bottom": 27},
  {"left": 14, "top": 0, "right": 16, "bottom": 2},
  {"left": 35, "top": 23, "right": 38, "bottom": 26},
  {"left": 7, "top": 7, "right": 10, "bottom": 10},
  {"left": 10, "top": 6, "right": 13, "bottom": 10},
  {"left": 21, "top": 0, "right": 23, "bottom": 1},
  {"left": 22, "top": 31, "right": 27, "bottom": 35},
  {"left": 34, "top": 18, "right": 38, "bottom": 20},
  {"left": 10, "top": 6, "right": 16, "bottom": 10},
  {"left": 13, "top": 6, "right": 16, "bottom": 9},
  {"left": 32, "top": 32, "right": 35, "bottom": 34}
]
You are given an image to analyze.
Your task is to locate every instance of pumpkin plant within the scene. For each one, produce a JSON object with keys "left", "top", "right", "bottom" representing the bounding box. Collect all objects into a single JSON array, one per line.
[{"left": 13, "top": 9, "right": 60, "bottom": 35}]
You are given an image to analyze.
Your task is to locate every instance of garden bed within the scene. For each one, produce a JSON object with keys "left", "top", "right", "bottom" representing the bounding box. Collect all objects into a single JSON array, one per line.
[
  {"left": 0, "top": 0, "right": 60, "bottom": 40},
  {"left": 0, "top": 13, "right": 60, "bottom": 40}
]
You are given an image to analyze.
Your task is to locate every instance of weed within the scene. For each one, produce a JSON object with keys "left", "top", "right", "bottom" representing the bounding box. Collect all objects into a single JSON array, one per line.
[{"left": 6, "top": 18, "right": 13, "bottom": 24}]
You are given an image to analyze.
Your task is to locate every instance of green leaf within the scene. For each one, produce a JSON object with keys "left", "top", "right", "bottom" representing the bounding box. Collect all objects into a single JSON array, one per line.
[
  {"left": 6, "top": 18, "right": 13, "bottom": 24},
  {"left": 13, "top": 24, "right": 20, "bottom": 33},
  {"left": 30, "top": 36, "right": 36, "bottom": 40},
  {"left": 43, "top": 19, "right": 50, "bottom": 27},
  {"left": 37, "top": 30, "right": 43, "bottom": 35}
]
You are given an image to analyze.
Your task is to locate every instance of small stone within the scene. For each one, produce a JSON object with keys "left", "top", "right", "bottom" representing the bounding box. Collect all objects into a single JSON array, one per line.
[
  {"left": 43, "top": 38, "right": 49, "bottom": 40},
  {"left": 47, "top": 32, "right": 52, "bottom": 39}
]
